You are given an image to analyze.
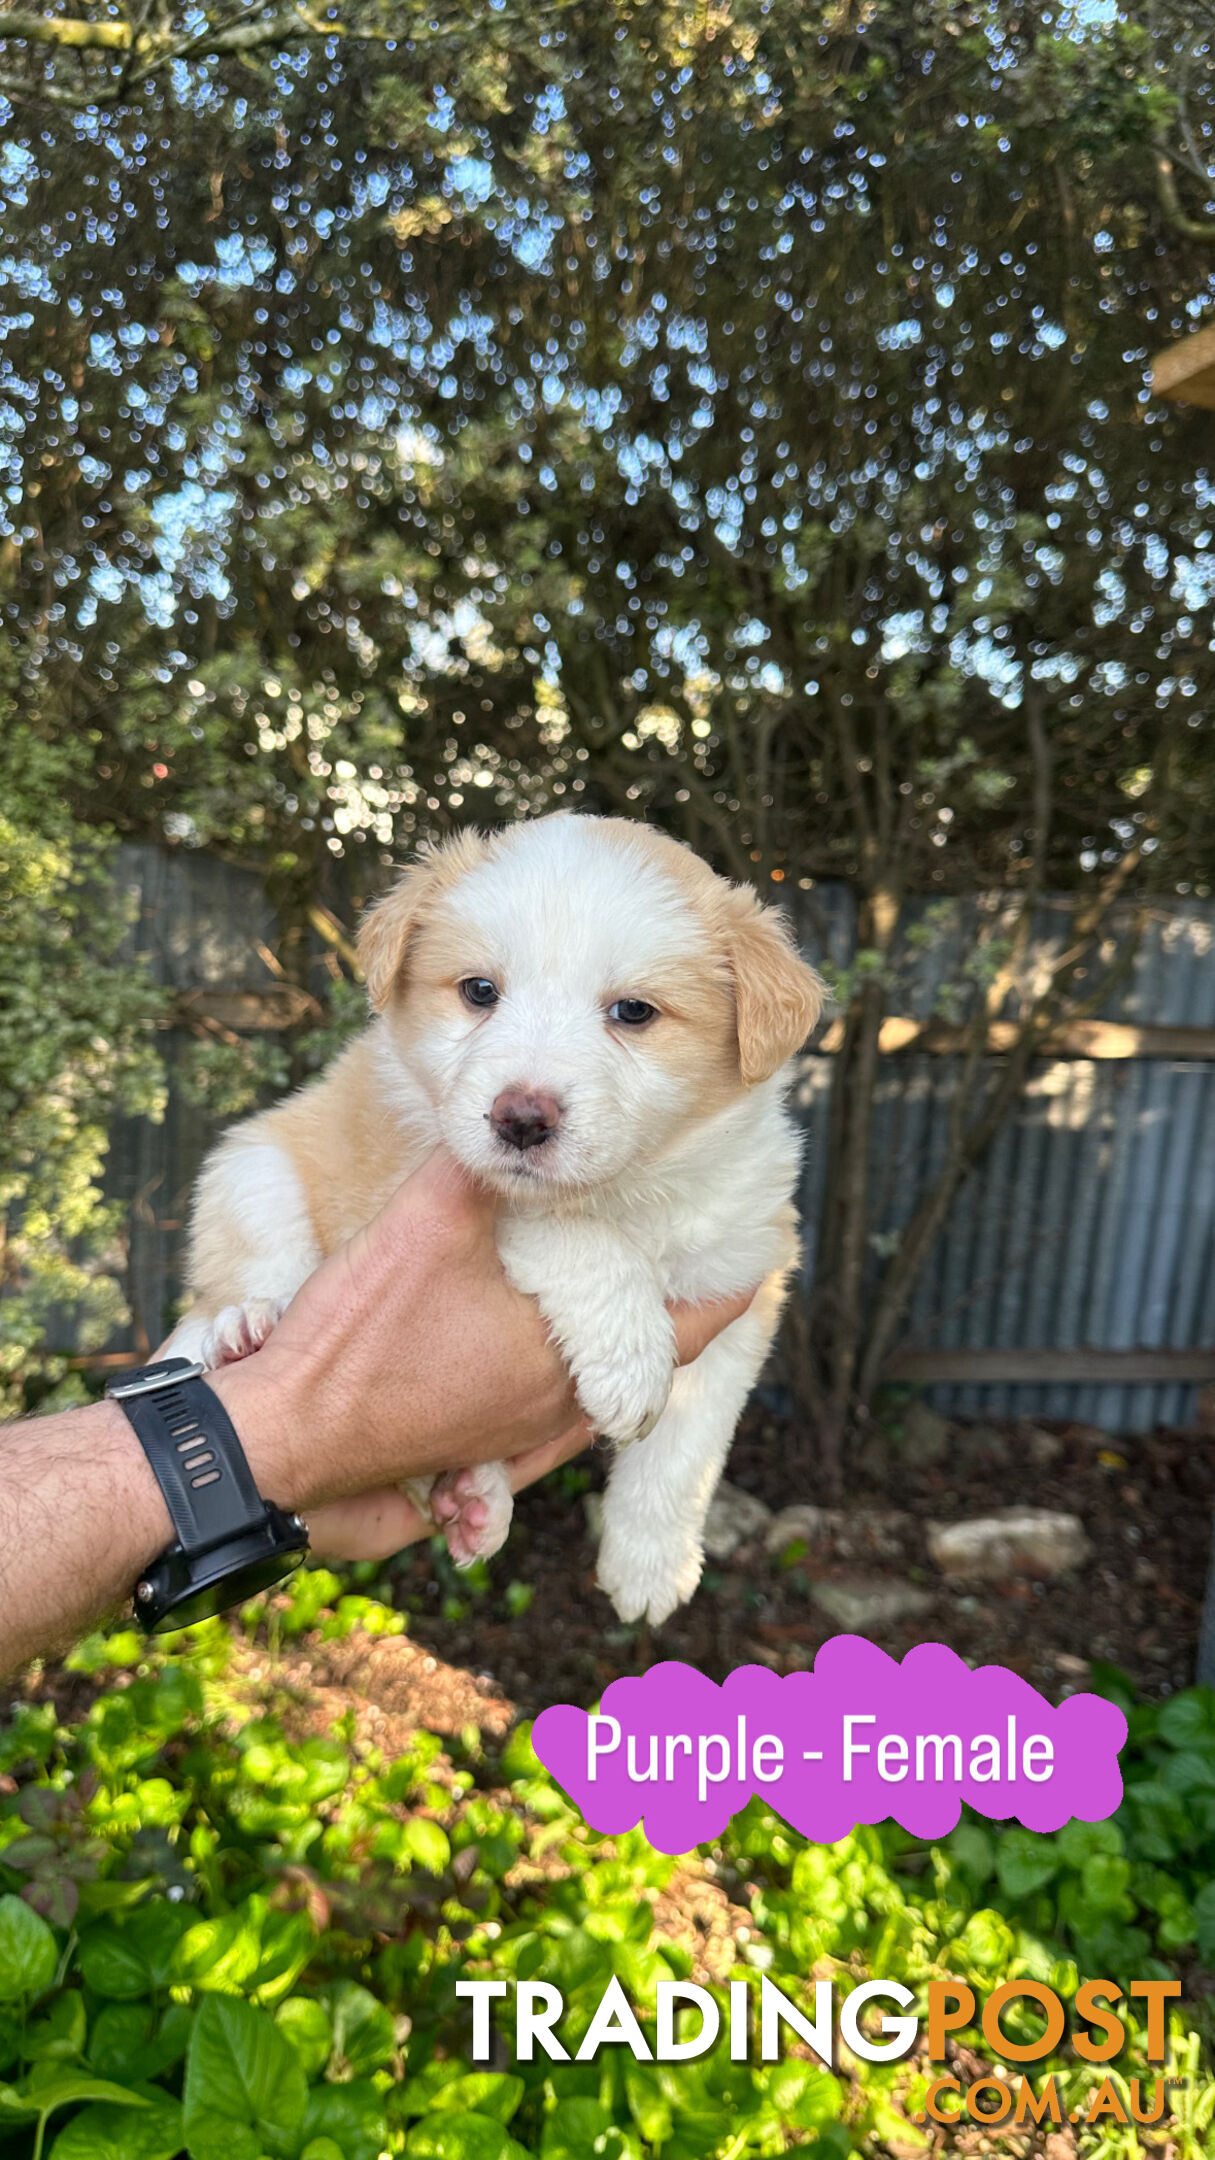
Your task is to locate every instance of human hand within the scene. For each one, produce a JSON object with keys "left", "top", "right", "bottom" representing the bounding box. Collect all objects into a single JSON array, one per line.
[{"left": 209, "top": 1151, "right": 754, "bottom": 1561}]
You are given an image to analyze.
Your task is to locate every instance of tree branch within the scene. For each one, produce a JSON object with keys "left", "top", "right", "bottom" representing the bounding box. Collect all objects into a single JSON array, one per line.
[
  {"left": 0, "top": 1, "right": 399, "bottom": 99},
  {"left": 1153, "top": 129, "right": 1215, "bottom": 241}
]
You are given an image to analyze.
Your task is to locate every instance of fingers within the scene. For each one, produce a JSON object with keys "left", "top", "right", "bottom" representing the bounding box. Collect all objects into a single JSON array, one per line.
[{"left": 670, "top": 1284, "right": 757, "bottom": 1367}]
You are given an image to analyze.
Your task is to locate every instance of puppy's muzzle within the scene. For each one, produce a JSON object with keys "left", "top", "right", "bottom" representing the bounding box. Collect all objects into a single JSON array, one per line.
[{"left": 490, "top": 1087, "right": 562, "bottom": 1153}]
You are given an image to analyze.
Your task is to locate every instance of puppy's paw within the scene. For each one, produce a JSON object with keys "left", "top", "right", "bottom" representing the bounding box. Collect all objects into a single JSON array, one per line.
[
  {"left": 596, "top": 1525, "right": 703, "bottom": 1628},
  {"left": 428, "top": 1462, "right": 514, "bottom": 1569},
  {"left": 201, "top": 1297, "right": 286, "bottom": 1367},
  {"left": 574, "top": 1344, "right": 674, "bottom": 1448}
]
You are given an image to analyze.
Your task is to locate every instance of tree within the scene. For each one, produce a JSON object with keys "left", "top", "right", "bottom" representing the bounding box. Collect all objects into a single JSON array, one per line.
[
  {"left": 0, "top": 699, "right": 166, "bottom": 1410},
  {"left": 4, "top": 0, "right": 1215, "bottom": 1461}
]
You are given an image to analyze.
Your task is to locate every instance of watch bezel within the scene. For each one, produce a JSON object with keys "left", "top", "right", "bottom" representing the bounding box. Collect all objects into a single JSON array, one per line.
[{"left": 135, "top": 1502, "right": 309, "bottom": 1635}]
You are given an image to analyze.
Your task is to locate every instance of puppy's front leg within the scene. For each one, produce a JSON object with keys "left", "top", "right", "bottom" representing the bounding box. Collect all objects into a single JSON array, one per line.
[
  {"left": 597, "top": 1276, "right": 784, "bottom": 1627},
  {"left": 497, "top": 1218, "right": 675, "bottom": 1446}
]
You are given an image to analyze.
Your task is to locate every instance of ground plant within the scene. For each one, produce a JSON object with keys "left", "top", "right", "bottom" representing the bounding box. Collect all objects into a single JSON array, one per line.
[{"left": 0, "top": 1569, "right": 1202, "bottom": 2159}]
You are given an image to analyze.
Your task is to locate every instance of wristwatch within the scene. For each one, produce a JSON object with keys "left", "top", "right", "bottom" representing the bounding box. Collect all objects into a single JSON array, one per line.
[{"left": 106, "top": 1358, "right": 309, "bottom": 1634}]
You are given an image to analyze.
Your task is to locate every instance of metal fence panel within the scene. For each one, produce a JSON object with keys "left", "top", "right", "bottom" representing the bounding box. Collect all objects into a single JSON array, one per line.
[{"left": 81, "top": 851, "right": 1215, "bottom": 1429}]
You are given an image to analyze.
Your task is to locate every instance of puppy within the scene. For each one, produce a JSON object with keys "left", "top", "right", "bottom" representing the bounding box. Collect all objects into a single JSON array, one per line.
[{"left": 167, "top": 814, "right": 822, "bottom": 1625}]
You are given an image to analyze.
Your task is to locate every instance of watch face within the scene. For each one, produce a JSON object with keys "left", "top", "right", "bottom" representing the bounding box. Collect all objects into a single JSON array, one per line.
[{"left": 141, "top": 1545, "right": 308, "bottom": 1636}]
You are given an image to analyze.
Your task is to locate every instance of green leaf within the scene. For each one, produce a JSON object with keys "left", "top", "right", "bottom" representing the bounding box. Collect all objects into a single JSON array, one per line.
[
  {"left": 540, "top": 2099, "right": 615, "bottom": 2158},
  {"left": 323, "top": 1980, "right": 396, "bottom": 2076},
  {"left": 1156, "top": 1689, "right": 1215, "bottom": 1751},
  {"left": 952, "top": 1908, "right": 1016, "bottom": 1974},
  {"left": 88, "top": 2002, "right": 193, "bottom": 2084},
  {"left": 994, "top": 1830, "right": 1058, "bottom": 1901},
  {"left": 406, "top": 2113, "right": 529, "bottom": 2160},
  {"left": 51, "top": 2097, "right": 184, "bottom": 2160},
  {"left": 767, "top": 2062, "right": 844, "bottom": 2129},
  {"left": 300, "top": 2143, "right": 346, "bottom": 2160},
  {"left": 10, "top": 2070, "right": 150, "bottom": 2131},
  {"left": 27, "top": 1992, "right": 87, "bottom": 2062},
  {"left": 1081, "top": 1853, "right": 1131, "bottom": 1914},
  {"left": 401, "top": 1819, "right": 450, "bottom": 1875},
  {"left": 1056, "top": 1820, "right": 1123, "bottom": 1868},
  {"left": 173, "top": 1913, "right": 263, "bottom": 1995},
  {"left": 79, "top": 1904, "right": 187, "bottom": 2001},
  {"left": 426, "top": 2074, "right": 524, "bottom": 2126},
  {"left": 275, "top": 1996, "right": 333, "bottom": 2081},
  {"left": 0, "top": 1895, "right": 57, "bottom": 2001},
  {"left": 499, "top": 1724, "right": 539, "bottom": 1782},
  {"left": 302, "top": 2082, "right": 389, "bottom": 2160},
  {"left": 945, "top": 1823, "right": 994, "bottom": 1887},
  {"left": 183, "top": 1993, "right": 308, "bottom": 2160},
  {"left": 623, "top": 2064, "right": 671, "bottom": 2146}
]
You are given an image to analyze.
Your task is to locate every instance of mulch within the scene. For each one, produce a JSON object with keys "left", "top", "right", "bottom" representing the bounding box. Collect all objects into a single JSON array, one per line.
[{"left": 392, "top": 1404, "right": 1215, "bottom": 1715}]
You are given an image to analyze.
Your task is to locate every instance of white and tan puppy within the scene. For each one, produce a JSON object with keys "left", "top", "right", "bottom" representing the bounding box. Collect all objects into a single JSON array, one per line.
[{"left": 167, "top": 814, "right": 822, "bottom": 1625}]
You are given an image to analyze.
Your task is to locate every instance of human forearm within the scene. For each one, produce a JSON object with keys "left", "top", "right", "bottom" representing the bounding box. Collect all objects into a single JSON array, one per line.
[{"left": 0, "top": 1398, "right": 173, "bottom": 1672}]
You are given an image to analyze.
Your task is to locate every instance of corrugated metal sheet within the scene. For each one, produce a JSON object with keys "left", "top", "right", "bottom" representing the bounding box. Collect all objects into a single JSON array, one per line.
[
  {"left": 90, "top": 851, "right": 1215, "bottom": 1431},
  {"left": 104, "top": 846, "right": 282, "bottom": 1353},
  {"left": 791, "top": 884, "right": 1215, "bottom": 1431}
]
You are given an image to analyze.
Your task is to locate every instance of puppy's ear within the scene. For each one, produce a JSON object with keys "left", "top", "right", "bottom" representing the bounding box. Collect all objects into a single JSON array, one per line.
[
  {"left": 357, "top": 830, "right": 487, "bottom": 1011},
  {"left": 725, "top": 891, "right": 825, "bottom": 1085}
]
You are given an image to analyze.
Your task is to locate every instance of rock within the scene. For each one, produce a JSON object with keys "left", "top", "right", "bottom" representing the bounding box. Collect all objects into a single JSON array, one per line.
[
  {"left": 1021, "top": 1424, "right": 1065, "bottom": 1468},
  {"left": 764, "top": 1504, "right": 835, "bottom": 1555},
  {"left": 810, "top": 1577, "right": 933, "bottom": 1632},
  {"left": 764, "top": 1505, "right": 914, "bottom": 1560},
  {"left": 701, "top": 1481, "right": 773, "bottom": 1561},
  {"left": 889, "top": 1399, "right": 950, "bottom": 1467},
  {"left": 927, "top": 1508, "right": 1090, "bottom": 1581}
]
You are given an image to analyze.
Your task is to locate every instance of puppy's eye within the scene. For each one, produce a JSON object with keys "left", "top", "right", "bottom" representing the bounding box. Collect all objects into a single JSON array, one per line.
[
  {"left": 608, "top": 998, "right": 658, "bottom": 1027},
  {"left": 459, "top": 977, "right": 500, "bottom": 1010}
]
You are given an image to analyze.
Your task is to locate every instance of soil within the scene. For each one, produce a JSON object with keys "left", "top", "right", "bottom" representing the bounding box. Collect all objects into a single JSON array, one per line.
[{"left": 389, "top": 1405, "right": 1215, "bottom": 1716}]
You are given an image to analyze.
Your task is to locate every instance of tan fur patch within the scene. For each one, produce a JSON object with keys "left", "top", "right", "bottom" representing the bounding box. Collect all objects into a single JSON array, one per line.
[
  {"left": 587, "top": 818, "right": 825, "bottom": 1087},
  {"left": 256, "top": 1037, "right": 432, "bottom": 1253},
  {"left": 357, "top": 828, "right": 492, "bottom": 1010}
]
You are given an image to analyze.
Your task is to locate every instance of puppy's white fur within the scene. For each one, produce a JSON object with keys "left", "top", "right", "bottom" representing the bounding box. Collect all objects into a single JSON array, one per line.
[{"left": 169, "top": 814, "right": 822, "bottom": 1624}]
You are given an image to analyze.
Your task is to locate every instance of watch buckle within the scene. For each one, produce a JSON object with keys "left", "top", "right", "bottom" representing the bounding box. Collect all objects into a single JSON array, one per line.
[{"left": 109, "top": 1361, "right": 207, "bottom": 1399}]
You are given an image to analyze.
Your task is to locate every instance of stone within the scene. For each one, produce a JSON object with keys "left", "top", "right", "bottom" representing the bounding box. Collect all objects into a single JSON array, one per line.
[
  {"left": 810, "top": 1577, "right": 933, "bottom": 1632},
  {"left": 701, "top": 1481, "right": 773, "bottom": 1561},
  {"left": 1054, "top": 1651, "right": 1090, "bottom": 1679},
  {"left": 1022, "top": 1424, "right": 1065, "bottom": 1468},
  {"left": 764, "top": 1505, "right": 914, "bottom": 1560},
  {"left": 926, "top": 1508, "right": 1090, "bottom": 1581},
  {"left": 889, "top": 1399, "right": 950, "bottom": 1467},
  {"left": 763, "top": 1503, "right": 835, "bottom": 1555}
]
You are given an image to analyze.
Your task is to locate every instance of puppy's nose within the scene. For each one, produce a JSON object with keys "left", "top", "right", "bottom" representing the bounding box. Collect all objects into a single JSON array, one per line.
[{"left": 490, "top": 1088, "right": 562, "bottom": 1152}]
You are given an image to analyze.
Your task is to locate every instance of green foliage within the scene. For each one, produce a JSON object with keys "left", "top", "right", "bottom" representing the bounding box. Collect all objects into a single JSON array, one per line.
[
  {"left": 0, "top": 718, "right": 167, "bottom": 1410},
  {"left": 4, "top": 0, "right": 1215, "bottom": 910},
  {"left": 0, "top": 1588, "right": 1194, "bottom": 2157}
]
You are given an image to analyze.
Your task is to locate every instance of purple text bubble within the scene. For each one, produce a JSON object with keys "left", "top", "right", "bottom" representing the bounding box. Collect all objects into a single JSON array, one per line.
[{"left": 530, "top": 1639, "right": 1127, "bottom": 1852}]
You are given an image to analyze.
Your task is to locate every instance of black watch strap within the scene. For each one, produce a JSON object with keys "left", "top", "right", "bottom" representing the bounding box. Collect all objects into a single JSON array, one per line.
[{"left": 106, "top": 1359, "right": 268, "bottom": 1556}]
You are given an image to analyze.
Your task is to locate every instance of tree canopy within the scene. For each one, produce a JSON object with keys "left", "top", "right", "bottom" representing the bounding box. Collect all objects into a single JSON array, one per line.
[
  {"left": 3, "top": 0, "right": 1214, "bottom": 901},
  {"left": 4, "top": 0, "right": 1215, "bottom": 1432}
]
